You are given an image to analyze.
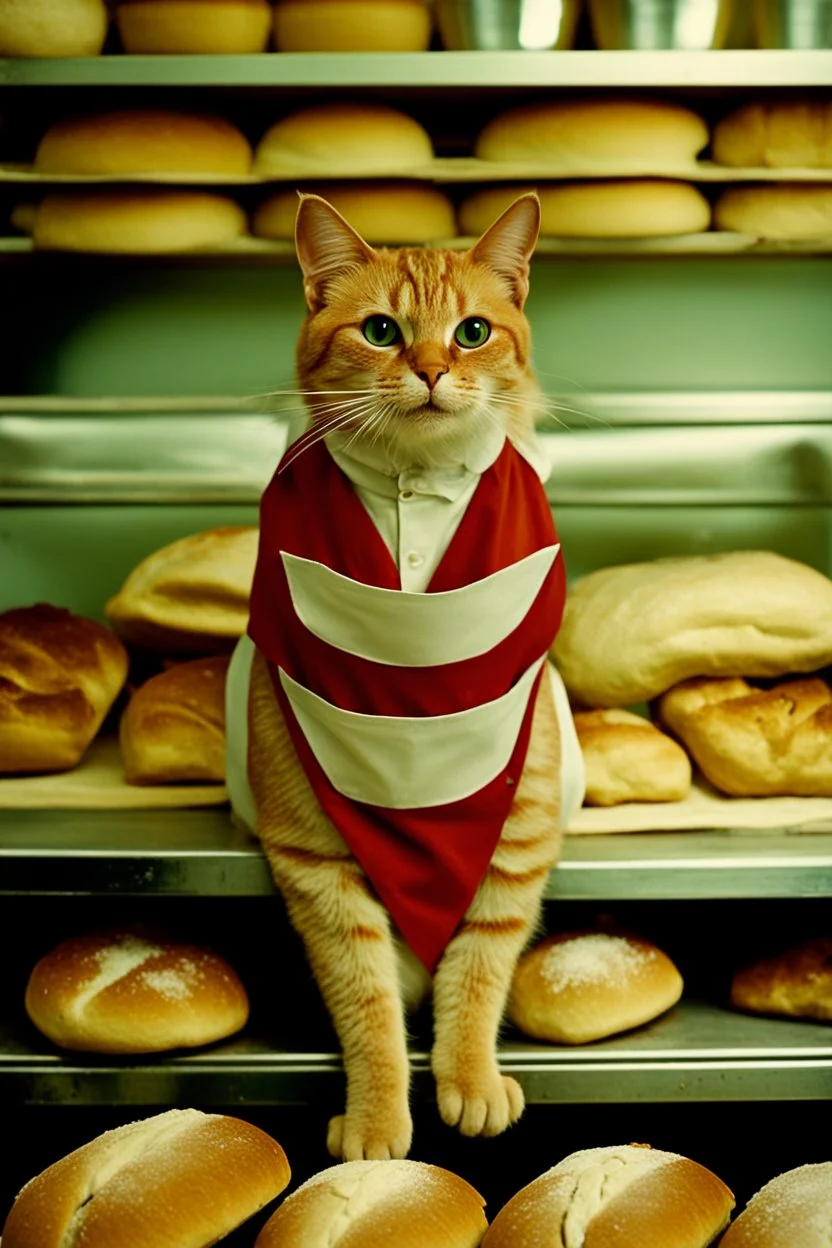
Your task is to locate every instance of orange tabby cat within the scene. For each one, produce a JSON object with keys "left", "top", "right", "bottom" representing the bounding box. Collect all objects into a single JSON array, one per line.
[{"left": 244, "top": 191, "right": 572, "bottom": 1161}]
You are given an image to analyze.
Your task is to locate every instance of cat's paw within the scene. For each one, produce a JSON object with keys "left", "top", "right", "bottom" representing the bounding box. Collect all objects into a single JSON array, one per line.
[
  {"left": 436, "top": 1072, "right": 525, "bottom": 1137},
  {"left": 326, "top": 1108, "right": 413, "bottom": 1161}
]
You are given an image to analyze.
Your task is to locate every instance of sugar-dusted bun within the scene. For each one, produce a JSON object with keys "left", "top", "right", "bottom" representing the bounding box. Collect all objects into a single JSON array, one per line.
[
  {"left": 574, "top": 708, "right": 692, "bottom": 805},
  {"left": 254, "top": 104, "right": 434, "bottom": 175},
  {"left": 32, "top": 190, "right": 248, "bottom": 254},
  {"left": 120, "top": 655, "right": 229, "bottom": 784},
  {"left": 35, "top": 110, "right": 253, "bottom": 177},
  {"left": 253, "top": 182, "right": 456, "bottom": 243},
  {"left": 474, "top": 98, "right": 709, "bottom": 168},
  {"left": 657, "top": 676, "right": 832, "bottom": 797},
  {"left": 482, "top": 1144, "right": 734, "bottom": 1248},
  {"left": 730, "top": 937, "right": 832, "bottom": 1022},
  {"left": 551, "top": 551, "right": 832, "bottom": 708},
  {"left": 714, "top": 184, "right": 832, "bottom": 240},
  {"left": 105, "top": 527, "right": 258, "bottom": 654},
  {"left": 115, "top": 0, "right": 272, "bottom": 53},
  {"left": 0, "top": 0, "right": 108, "bottom": 57},
  {"left": 273, "top": 0, "right": 431, "bottom": 51},
  {"left": 508, "top": 930, "right": 683, "bottom": 1044},
  {"left": 1, "top": 1108, "right": 291, "bottom": 1248},
  {"left": 0, "top": 604, "right": 128, "bottom": 774},
  {"left": 458, "top": 181, "right": 711, "bottom": 239},
  {"left": 254, "top": 1160, "right": 487, "bottom": 1248},
  {"left": 719, "top": 1163, "right": 832, "bottom": 1247},
  {"left": 25, "top": 928, "right": 250, "bottom": 1052},
  {"left": 713, "top": 100, "right": 832, "bottom": 168}
]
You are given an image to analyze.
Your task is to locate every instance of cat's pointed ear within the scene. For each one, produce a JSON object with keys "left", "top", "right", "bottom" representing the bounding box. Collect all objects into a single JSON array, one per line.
[
  {"left": 295, "top": 193, "right": 376, "bottom": 313},
  {"left": 467, "top": 192, "right": 540, "bottom": 308}
]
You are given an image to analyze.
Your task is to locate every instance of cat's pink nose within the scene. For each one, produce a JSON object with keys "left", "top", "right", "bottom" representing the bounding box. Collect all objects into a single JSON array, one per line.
[{"left": 416, "top": 365, "right": 449, "bottom": 390}]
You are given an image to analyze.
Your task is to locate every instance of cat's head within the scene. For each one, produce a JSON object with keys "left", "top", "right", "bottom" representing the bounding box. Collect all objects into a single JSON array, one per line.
[{"left": 294, "top": 192, "right": 542, "bottom": 472}]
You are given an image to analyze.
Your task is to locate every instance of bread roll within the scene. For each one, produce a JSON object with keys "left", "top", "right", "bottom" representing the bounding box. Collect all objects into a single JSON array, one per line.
[
  {"left": 713, "top": 100, "right": 832, "bottom": 168},
  {"left": 551, "top": 551, "right": 832, "bottom": 708},
  {"left": 35, "top": 110, "right": 253, "bottom": 177},
  {"left": 574, "top": 708, "right": 692, "bottom": 805},
  {"left": 254, "top": 104, "right": 434, "bottom": 175},
  {"left": 458, "top": 181, "right": 711, "bottom": 239},
  {"left": 1, "top": 1108, "right": 291, "bottom": 1248},
  {"left": 474, "top": 98, "right": 709, "bottom": 168},
  {"left": 718, "top": 1163, "right": 832, "bottom": 1247},
  {"left": 25, "top": 928, "right": 249, "bottom": 1052},
  {"left": 481, "top": 1144, "right": 735, "bottom": 1248},
  {"left": 508, "top": 930, "right": 684, "bottom": 1044},
  {"left": 115, "top": 0, "right": 272, "bottom": 53},
  {"left": 657, "top": 676, "right": 832, "bottom": 797},
  {"left": 253, "top": 182, "right": 456, "bottom": 244},
  {"left": 254, "top": 1159, "right": 487, "bottom": 1247},
  {"left": 0, "top": 0, "right": 108, "bottom": 57},
  {"left": 105, "top": 527, "right": 258, "bottom": 654},
  {"left": 274, "top": 0, "right": 431, "bottom": 51},
  {"left": 0, "top": 604, "right": 128, "bottom": 774},
  {"left": 714, "top": 184, "right": 832, "bottom": 240},
  {"left": 32, "top": 190, "right": 248, "bottom": 254},
  {"left": 120, "top": 655, "right": 229, "bottom": 784},
  {"left": 730, "top": 937, "right": 832, "bottom": 1022}
]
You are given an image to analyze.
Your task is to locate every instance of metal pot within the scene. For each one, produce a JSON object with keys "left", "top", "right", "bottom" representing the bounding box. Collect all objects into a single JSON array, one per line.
[
  {"left": 754, "top": 0, "right": 832, "bottom": 46},
  {"left": 588, "top": 0, "right": 733, "bottom": 48},
  {"left": 435, "top": 0, "right": 581, "bottom": 50}
]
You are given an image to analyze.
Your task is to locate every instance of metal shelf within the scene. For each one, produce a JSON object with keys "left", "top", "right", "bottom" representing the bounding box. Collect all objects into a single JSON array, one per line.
[
  {"left": 2, "top": 51, "right": 832, "bottom": 90},
  {"left": 2, "top": 809, "right": 832, "bottom": 899},
  {"left": 2, "top": 1001, "right": 830, "bottom": 1105}
]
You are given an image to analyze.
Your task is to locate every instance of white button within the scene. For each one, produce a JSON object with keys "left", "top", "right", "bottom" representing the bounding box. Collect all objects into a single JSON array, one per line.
[
  {"left": 406, "top": 550, "right": 425, "bottom": 569},
  {"left": 399, "top": 489, "right": 414, "bottom": 501}
]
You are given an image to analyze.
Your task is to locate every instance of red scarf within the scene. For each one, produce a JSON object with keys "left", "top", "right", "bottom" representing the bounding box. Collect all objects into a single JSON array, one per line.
[{"left": 248, "top": 438, "right": 565, "bottom": 970}]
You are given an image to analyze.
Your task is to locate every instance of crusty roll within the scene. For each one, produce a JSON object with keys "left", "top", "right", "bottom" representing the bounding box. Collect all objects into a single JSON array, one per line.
[
  {"left": 254, "top": 1159, "right": 487, "bottom": 1247},
  {"left": 0, "top": 604, "right": 128, "bottom": 774},
  {"left": 253, "top": 182, "right": 456, "bottom": 243},
  {"left": 32, "top": 190, "right": 248, "bottom": 254},
  {"left": 105, "top": 527, "right": 258, "bottom": 654},
  {"left": 508, "top": 930, "right": 684, "bottom": 1044},
  {"left": 25, "top": 929, "right": 250, "bottom": 1052},
  {"left": 714, "top": 184, "right": 832, "bottom": 240},
  {"left": 115, "top": 0, "right": 272, "bottom": 53},
  {"left": 1, "top": 1108, "right": 291, "bottom": 1248},
  {"left": 574, "top": 708, "right": 692, "bottom": 806},
  {"left": 474, "top": 98, "right": 709, "bottom": 168},
  {"left": 458, "top": 181, "right": 711, "bottom": 239},
  {"left": 0, "top": 0, "right": 108, "bottom": 57},
  {"left": 713, "top": 100, "right": 832, "bottom": 168},
  {"left": 120, "top": 655, "right": 229, "bottom": 785},
  {"left": 730, "top": 937, "right": 832, "bottom": 1022},
  {"left": 481, "top": 1144, "right": 735, "bottom": 1248},
  {"left": 551, "top": 551, "right": 832, "bottom": 708},
  {"left": 254, "top": 104, "right": 434, "bottom": 175},
  {"left": 34, "top": 110, "right": 253, "bottom": 177},
  {"left": 718, "top": 1163, "right": 832, "bottom": 1247},
  {"left": 656, "top": 676, "right": 832, "bottom": 797},
  {"left": 273, "top": 0, "right": 431, "bottom": 51}
]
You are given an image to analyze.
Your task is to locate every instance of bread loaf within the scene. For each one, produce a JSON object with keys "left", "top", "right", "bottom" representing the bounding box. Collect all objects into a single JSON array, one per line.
[
  {"left": 718, "top": 1163, "right": 832, "bottom": 1247},
  {"left": 115, "top": 0, "right": 272, "bottom": 53},
  {"left": 1, "top": 1108, "right": 291, "bottom": 1248},
  {"left": 254, "top": 104, "right": 434, "bottom": 175},
  {"left": 574, "top": 708, "right": 692, "bottom": 805},
  {"left": 551, "top": 551, "right": 832, "bottom": 708},
  {"left": 714, "top": 184, "right": 832, "bottom": 240},
  {"left": 273, "top": 0, "right": 431, "bottom": 51},
  {"left": 254, "top": 1159, "right": 487, "bottom": 1247},
  {"left": 105, "top": 527, "right": 258, "bottom": 654},
  {"left": 481, "top": 1144, "right": 735, "bottom": 1248},
  {"left": 0, "top": 0, "right": 108, "bottom": 56},
  {"left": 32, "top": 190, "right": 248, "bottom": 254},
  {"left": 120, "top": 655, "right": 229, "bottom": 784},
  {"left": 508, "top": 930, "right": 684, "bottom": 1044},
  {"left": 713, "top": 100, "right": 832, "bottom": 168},
  {"left": 0, "top": 604, "right": 128, "bottom": 774},
  {"left": 657, "top": 676, "right": 832, "bottom": 797},
  {"left": 25, "top": 929, "right": 250, "bottom": 1052},
  {"left": 253, "top": 182, "right": 456, "bottom": 244},
  {"left": 730, "top": 937, "right": 832, "bottom": 1022}
]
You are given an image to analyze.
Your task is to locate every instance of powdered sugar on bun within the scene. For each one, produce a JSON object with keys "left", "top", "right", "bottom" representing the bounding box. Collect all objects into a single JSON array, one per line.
[{"left": 719, "top": 1162, "right": 832, "bottom": 1246}]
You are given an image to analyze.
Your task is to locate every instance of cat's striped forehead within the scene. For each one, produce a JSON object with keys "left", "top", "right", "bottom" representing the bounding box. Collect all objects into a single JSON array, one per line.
[{"left": 376, "top": 248, "right": 468, "bottom": 320}]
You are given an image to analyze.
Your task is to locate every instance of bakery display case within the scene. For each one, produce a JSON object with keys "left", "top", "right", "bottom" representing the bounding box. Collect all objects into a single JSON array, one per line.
[{"left": 1, "top": 30, "right": 831, "bottom": 1240}]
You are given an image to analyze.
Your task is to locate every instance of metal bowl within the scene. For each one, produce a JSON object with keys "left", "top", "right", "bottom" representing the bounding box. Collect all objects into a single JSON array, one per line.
[
  {"left": 754, "top": 0, "right": 832, "bottom": 46},
  {"left": 435, "top": 0, "right": 582, "bottom": 50},
  {"left": 588, "top": 0, "right": 734, "bottom": 48}
]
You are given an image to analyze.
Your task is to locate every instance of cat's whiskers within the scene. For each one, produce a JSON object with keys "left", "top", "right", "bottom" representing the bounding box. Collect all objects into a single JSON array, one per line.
[{"left": 279, "top": 403, "right": 380, "bottom": 473}]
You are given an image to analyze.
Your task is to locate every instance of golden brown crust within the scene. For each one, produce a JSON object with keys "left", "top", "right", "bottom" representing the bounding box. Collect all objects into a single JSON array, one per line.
[
  {"left": 718, "top": 1163, "right": 832, "bottom": 1247},
  {"left": 713, "top": 100, "right": 832, "bottom": 168},
  {"left": 115, "top": 0, "right": 272, "bottom": 54},
  {"left": 574, "top": 708, "right": 691, "bottom": 805},
  {"left": 730, "top": 938, "right": 832, "bottom": 1021},
  {"left": 0, "top": 604, "right": 128, "bottom": 773},
  {"left": 253, "top": 104, "right": 434, "bottom": 174},
  {"left": 120, "top": 655, "right": 229, "bottom": 784}
]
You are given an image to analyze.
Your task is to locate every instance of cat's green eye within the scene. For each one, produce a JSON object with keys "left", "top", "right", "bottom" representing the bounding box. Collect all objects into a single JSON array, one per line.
[
  {"left": 454, "top": 317, "right": 491, "bottom": 349},
  {"left": 362, "top": 315, "right": 401, "bottom": 348}
]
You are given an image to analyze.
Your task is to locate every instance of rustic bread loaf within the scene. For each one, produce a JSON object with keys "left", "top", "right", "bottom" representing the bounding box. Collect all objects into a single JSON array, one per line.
[
  {"left": 714, "top": 184, "right": 832, "bottom": 240},
  {"left": 713, "top": 100, "right": 832, "bottom": 168},
  {"left": 574, "top": 708, "right": 692, "bottom": 805},
  {"left": 253, "top": 182, "right": 456, "bottom": 243},
  {"left": 730, "top": 937, "right": 832, "bottom": 1022},
  {"left": 120, "top": 655, "right": 229, "bottom": 784},
  {"left": 114, "top": 0, "right": 272, "bottom": 53}
]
